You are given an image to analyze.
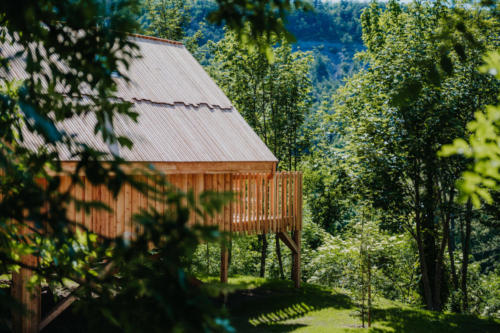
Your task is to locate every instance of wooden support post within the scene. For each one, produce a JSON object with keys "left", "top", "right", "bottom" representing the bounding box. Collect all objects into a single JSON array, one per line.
[
  {"left": 292, "top": 230, "right": 301, "bottom": 288},
  {"left": 39, "top": 295, "right": 77, "bottom": 331},
  {"left": 277, "top": 232, "right": 298, "bottom": 255},
  {"left": 12, "top": 255, "right": 41, "bottom": 333},
  {"left": 220, "top": 245, "right": 229, "bottom": 283},
  {"left": 277, "top": 231, "right": 301, "bottom": 288}
]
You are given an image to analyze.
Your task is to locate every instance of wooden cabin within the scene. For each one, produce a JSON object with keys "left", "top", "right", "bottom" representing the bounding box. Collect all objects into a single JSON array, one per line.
[{"left": 4, "top": 34, "right": 302, "bottom": 332}]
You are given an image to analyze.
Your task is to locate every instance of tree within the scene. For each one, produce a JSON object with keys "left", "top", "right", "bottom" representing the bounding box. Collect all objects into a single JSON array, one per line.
[
  {"left": 332, "top": 0, "right": 499, "bottom": 311},
  {"left": 208, "top": 30, "right": 313, "bottom": 278},
  {"left": 140, "top": 0, "right": 205, "bottom": 56},
  {"left": 209, "top": 31, "right": 313, "bottom": 170},
  {"left": 140, "top": 0, "right": 191, "bottom": 41},
  {"left": 441, "top": 52, "right": 500, "bottom": 206}
]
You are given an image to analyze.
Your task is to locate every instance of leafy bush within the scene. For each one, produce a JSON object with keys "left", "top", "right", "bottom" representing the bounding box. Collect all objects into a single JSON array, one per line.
[{"left": 304, "top": 218, "right": 420, "bottom": 305}]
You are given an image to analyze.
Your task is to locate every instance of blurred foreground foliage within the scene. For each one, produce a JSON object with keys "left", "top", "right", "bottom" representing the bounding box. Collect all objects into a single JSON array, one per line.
[{"left": 0, "top": 0, "right": 309, "bottom": 330}]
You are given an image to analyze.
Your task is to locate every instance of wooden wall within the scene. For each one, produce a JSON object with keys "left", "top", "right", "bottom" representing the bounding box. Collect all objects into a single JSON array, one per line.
[{"left": 59, "top": 172, "right": 302, "bottom": 238}]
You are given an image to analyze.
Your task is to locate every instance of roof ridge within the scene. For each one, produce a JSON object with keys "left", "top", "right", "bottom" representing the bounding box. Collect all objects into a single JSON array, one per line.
[{"left": 129, "top": 33, "right": 183, "bottom": 46}]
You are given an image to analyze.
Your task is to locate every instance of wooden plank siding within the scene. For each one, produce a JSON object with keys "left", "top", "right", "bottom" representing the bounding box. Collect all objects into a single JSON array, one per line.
[
  {"left": 54, "top": 172, "right": 301, "bottom": 238},
  {"left": 7, "top": 171, "right": 302, "bottom": 332}
]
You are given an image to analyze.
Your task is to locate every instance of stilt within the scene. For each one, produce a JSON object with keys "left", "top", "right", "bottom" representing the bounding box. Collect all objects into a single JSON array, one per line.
[
  {"left": 220, "top": 246, "right": 228, "bottom": 283},
  {"left": 277, "top": 231, "right": 301, "bottom": 288},
  {"left": 12, "top": 255, "right": 41, "bottom": 333},
  {"left": 292, "top": 230, "right": 301, "bottom": 288}
]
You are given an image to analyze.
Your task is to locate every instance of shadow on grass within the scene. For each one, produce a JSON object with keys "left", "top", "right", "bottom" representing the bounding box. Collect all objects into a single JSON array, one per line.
[
  {"left": 224, "top": 279, "right": 500, "bottom": 333},
  {"left": 245, "top": 323, "right": 308, "bottom": 333},
  {"left": 370, "top": 306, "right": 500, "bottom": 333},
  {"left": 226, "top": 279, "right": 352, "bottom": 332}
]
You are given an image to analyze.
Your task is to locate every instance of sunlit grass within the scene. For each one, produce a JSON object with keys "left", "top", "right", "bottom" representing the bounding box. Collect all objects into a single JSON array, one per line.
[{"left": 215, "top": 276, "right": 500, "bottom": 333}]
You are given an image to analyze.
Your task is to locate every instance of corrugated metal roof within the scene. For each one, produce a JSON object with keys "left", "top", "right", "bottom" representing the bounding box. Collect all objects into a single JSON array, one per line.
[
  {"left": 22, "top": 99, "right": 277, "bottom": 162},
  {"left": 116, "top": 35, "right": 233, "bottom": 109},
  {"left": 2, "top": 34, "right": 278, "bottom": 163}
]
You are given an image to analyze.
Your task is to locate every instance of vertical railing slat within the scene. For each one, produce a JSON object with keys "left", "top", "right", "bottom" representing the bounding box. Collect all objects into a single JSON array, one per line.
[
  {"left": 270, "top": 174, "right": 275, "bottom": 233},
  {"left": 74, "top": 180, "right": 83, "bottom": 229},
  {"left": 186, "top": 174, "right": 193, "bottom": 226},
  {"left": 253, "top": 174, "right": 256, "bottom": 233},
  {"left": 197, "top": 173, "right": 204, "bottom": 225},
  {"left": 250, "top": 174, "right": 255, "bottom": 235},
  {"left": 292, "top": 173, "right": 296, "bottom": 230},
  {"left": 217, "top": 174, "right": 223, "bottom": 230},
  {"left": 124, "top": 182, "right": 131, "bottom": 237},
  {"left": 264, "top": 175, "right": 268, "bottom": 234},
  {"left": 237, "top": 174, "right": 241, "bottom": 233},
  {"left": 242, "top": 174, "right": 245, "bottom": 233},
  {"left": 224, "top": 173, "right": 231, "bottom": 233},
  {"left": 203, "top": 174, "right": 210, "bottom": 226},
  {"left": 246, "top": 174, "right": 252, "bottom": 234},
  {"left": 84, "top": 177, "right": 92, "bottom": 231},
  {"left": 289, "top": 173, "right": 293, "bottom": 230},
  {"left": 276, "top": 173, "right": 280, "bottom": 232},
  {"left": 116, "top": 180, "right": 125, "bottom": 236},
  {"left": 276, "top": 172, "right": 280, "bottom": 232},
  {"left": 257, "top": 174, "right": 262, "bottom": 233},
  {"left": 232, "top": 174, "right": 237, "bottom": 232},
  {"left": 277, "top": 173, "right": 281, "bottom": 232},
  {"left": 299, "top": 172, "right": 303, "bottom": 231},
  {"left": 283, "top": 173, "right": 287, "bottom": 231},
  {"left": 281, "top": 172, "right": 286, "bottom": 232}
]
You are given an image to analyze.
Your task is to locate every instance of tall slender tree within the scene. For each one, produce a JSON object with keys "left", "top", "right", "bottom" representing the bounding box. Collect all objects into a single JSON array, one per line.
[{"left": 140, "top": 0, "right": 191, "bottom": 41}]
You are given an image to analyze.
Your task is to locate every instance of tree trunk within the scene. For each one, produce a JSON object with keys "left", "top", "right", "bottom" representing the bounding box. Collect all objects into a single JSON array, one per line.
[
  {"left": 461, "top": 199, "right": 472, "bottom": 312},
  {"left": 206, "top": 243, "right": 210, "bottom": 275},
  {"left": 434, "top": 188, "right": 452, "bottom": 313},
  {"left": 422, "top": 149, "right": 443, "bottom": 311},
  {"left": 259, "top": 234, "right": 268, "bottom": 278},
  {"left": 367, "top": 253, "right": 372, "bottom": 328},
  {"left": 275, "top": 234, "right": 285, "bottom": 279},
  {"left": 228, "top": 237, "right": 233, "bottom": 267},
  {"left": 416, "top": 234, "right": 434, "bottom": 310},
  {"left": 360, "top": 253, "right": 366, "bottom": 329},
  {"left": 448, "top": 213, "right": 460, "bottom": 312},
  {"left": 414, "top": 176, "right": 435, "bottom": 310}
]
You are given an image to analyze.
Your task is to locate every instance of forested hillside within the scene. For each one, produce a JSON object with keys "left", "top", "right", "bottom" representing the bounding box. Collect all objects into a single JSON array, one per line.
[{"left": 186, "top": 0, "right": 367, "bottom": 101}]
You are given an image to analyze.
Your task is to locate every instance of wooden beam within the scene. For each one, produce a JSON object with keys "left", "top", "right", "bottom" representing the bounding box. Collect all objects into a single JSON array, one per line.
[
  {"left": 38, "top": 295, "right": 77, "bottom": 331},
  {"left": 277, "top": 231, "right": 301, "bottom": 288},
  {"left": 277, "top": 232, "right": 298, "bottom": 255},
  {"left": 39, "top": 260, "right": 114, "bottom": 331},
  {"left": 52, "top": 161, "right": 276, "bottom": 175},
  {"left": 220, "top": 246, "right": 229, "bottom": 283},
  {"left": 292, "top": 231, "right": 301, "bottom": 288}
]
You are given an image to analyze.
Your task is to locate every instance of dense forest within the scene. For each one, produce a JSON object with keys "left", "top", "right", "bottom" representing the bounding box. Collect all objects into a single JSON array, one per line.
[
  {"left": 181, "top": 0, "right": 366, "bottom": 102},
  {"left": 1, "top": 0, "right": 500, "bottom": 331},
  {"left": 177, "top": 0, "right": 500, "bottom": 319}
]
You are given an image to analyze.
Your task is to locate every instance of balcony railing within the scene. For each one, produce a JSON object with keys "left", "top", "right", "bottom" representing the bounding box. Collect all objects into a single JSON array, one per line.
[{"left": 230, "top": 172, "right": 302, "bottom": 234}]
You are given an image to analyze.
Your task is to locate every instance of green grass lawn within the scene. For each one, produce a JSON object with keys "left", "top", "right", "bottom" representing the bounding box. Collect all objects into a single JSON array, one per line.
[{"left": 208, "top": 276, "right": 500, "bottom": 333}]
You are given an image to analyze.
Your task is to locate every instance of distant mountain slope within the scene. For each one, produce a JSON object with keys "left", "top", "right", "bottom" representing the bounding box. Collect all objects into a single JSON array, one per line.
[
  {"left": 287, "top": 1, "right": 365, "bottom": 44},
  {"left": 186, "top": 0, "right": 368, "bottom": 105}
]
